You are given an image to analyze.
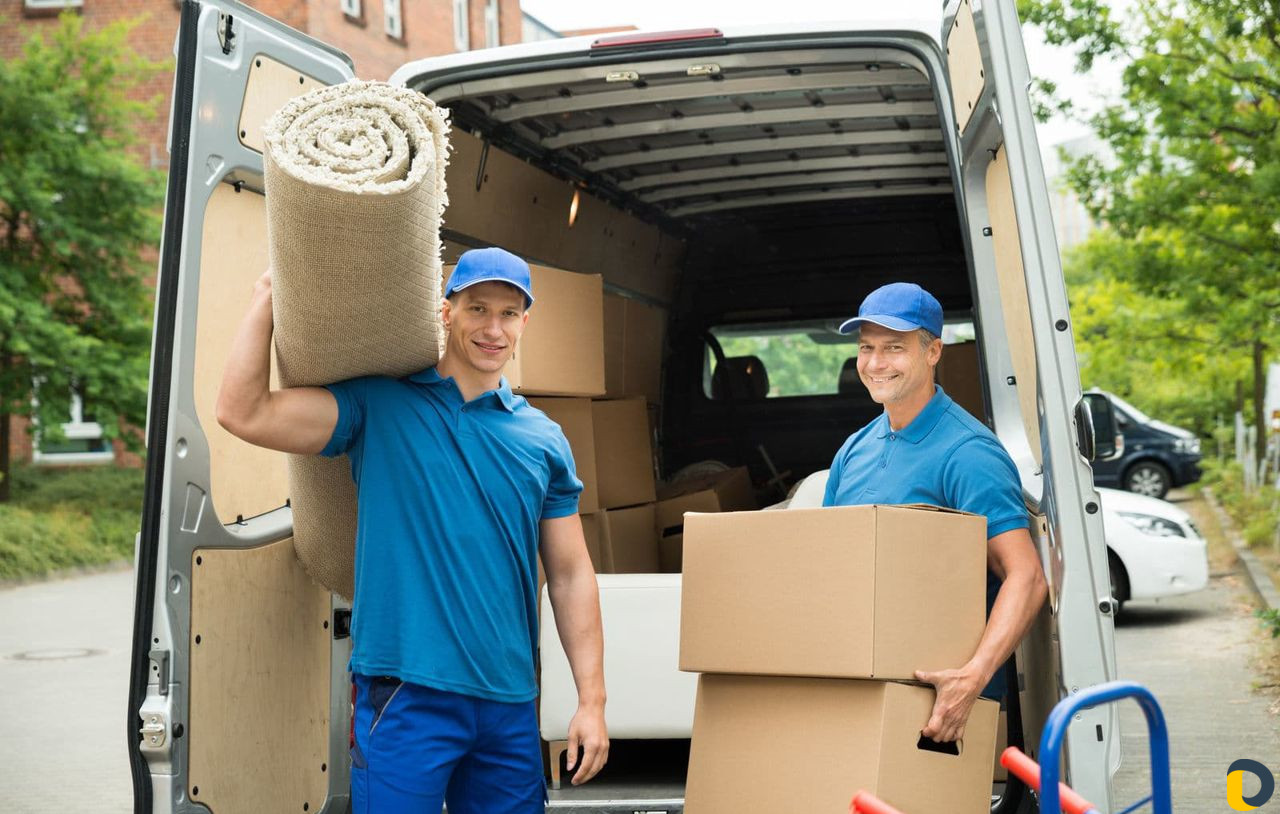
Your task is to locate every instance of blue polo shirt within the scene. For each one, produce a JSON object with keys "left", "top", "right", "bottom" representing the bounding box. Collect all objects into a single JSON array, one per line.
[
  {"left": 320, "top": 367, "right": 581, "bottom": 703},
  {"left": 823, "top": 385, "right": 1030, "bottom": 698}
]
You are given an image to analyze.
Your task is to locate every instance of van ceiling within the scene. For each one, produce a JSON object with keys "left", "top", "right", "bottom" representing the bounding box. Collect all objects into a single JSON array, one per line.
[{"left": 428, "top": 48, "right": 954, "bottom": 230}]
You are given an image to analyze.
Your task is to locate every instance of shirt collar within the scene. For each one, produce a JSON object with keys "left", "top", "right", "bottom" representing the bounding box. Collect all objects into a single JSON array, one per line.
[
  {"left": 407, "top": 366, "right": 517, "bottom": 413},
  {"left": 874, "top": 385, "right": 952, "bottom": 443}
]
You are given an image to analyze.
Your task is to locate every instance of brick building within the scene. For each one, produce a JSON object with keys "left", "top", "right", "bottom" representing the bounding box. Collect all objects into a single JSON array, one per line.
[{"left": 2, "top": 0, "right": 532, "bottom": 467}]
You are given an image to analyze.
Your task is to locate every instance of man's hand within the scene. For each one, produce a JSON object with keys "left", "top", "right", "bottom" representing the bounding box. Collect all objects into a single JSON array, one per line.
[
  {"left": 914, "top": 666, "right": 984, "bottom": 743},
  {"left": 565, "top": 703, "right": 609, "bottom": 785}
]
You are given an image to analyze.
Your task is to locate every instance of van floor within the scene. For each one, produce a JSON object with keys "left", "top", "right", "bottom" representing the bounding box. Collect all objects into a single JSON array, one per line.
[{"left": 547, "top": 738, "right": 689, "bottom": 808}]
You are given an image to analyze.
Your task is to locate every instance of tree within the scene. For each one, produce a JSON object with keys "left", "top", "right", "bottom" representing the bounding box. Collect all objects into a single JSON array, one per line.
[
  {"left": 0, "top": 14, "right": 165, "bottom": 500},
  {"left": 1021, "top": 0, "right": 1280, "bottom": 460}
]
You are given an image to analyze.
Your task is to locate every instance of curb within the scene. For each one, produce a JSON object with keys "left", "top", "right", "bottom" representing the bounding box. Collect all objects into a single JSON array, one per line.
[{"left": 1203, "top": 487, "right": 1280, "bottom": 613}]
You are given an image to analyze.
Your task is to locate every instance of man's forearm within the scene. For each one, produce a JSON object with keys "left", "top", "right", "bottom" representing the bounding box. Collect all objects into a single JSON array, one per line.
[
  {"left": 967, "top": 568, "right": 1047, "bottom": 686},
  {"left": 216, "top": 290, "right": 274, "bottom": 432},
  {"left": 548, "top": 564, "right": 606, "bottom": 708}
]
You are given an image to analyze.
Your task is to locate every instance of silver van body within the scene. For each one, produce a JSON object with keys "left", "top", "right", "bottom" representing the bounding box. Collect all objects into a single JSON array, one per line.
[{"left": 127, "top": 1, "right": 1121, "bottom": 811}]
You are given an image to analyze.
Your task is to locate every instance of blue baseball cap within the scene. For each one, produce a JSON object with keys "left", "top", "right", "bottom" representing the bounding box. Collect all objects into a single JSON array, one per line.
[
  {"left": 444, "top": 247, "right": 534, "bottom": 307},
  {"left": 838, "top": 282, "right": 943, "bottom": 337}
]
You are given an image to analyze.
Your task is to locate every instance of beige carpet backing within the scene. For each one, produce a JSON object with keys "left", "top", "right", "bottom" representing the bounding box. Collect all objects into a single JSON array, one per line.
[{"left": 263, "top": 81, "right": 450, "bottom": 598}]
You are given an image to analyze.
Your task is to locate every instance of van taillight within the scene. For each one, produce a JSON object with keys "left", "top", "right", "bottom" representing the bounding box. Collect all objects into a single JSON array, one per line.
[{"left": 591, "top": 28, "right": 724, "bottom": 49}]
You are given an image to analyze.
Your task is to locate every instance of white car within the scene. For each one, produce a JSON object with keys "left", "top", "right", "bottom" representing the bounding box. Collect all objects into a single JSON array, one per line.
[
  {"left": 786, "top": 473, "right": 1208, "bottom": 612},
  {"left": 1097, "top": 486, "right": 1209, "bottom": 611}
]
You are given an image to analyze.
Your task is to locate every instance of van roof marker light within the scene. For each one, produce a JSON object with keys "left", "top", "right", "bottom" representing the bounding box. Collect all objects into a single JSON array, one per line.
[{"left": 591, "top": 28, "right": 725, "bottom": 50}]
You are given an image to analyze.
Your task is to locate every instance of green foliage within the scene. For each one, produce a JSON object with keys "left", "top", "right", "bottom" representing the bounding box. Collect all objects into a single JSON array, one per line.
[
  {"left": 0, "top": 13, "right": 167, "bottom": 495},
  {"left": 1207, "top": 460, "right": 1280, "bottom": 548},
  {"left": 719, "top": 333, "right": 857, "bottom": 398},
  {"left": 0, "top": 463, "right": 141, "bottom": 580},
  {"left": 1027, "top": 0, "right": 1280, "bottom": 448},
  {"left": 1258, "top": 607, "right": 1280, "bottom": 639}
]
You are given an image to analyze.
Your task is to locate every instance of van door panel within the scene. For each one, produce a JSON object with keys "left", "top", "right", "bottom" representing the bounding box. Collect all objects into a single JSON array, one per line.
[
  {"left": 237, "top": 53, "right": 328, "bottom": 153},
  {"left": 986, "top": 146, "right": 1043, "bottom": 467},
  {"left": 943, "top": 0, "right": 1119, "bottom": 805},
  {"left": 194, "top": 184, "right": 289, "bottom": 521},
  {"left": 188, "top": 540, "right": 331, "bottom": 813},
  {"left": 129, "top": 3, "right": 357, "bottom": 811},
  {"left": 944, "top": 0, "right": 985, "bottom": 135}
]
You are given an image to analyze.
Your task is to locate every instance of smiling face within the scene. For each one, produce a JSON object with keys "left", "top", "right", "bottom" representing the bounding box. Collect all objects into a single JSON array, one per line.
[
  {"left": 856, "top": 322, "right": 941, "bottom": 408},
  {"left": 441, "top": 282, "right": 529, "bottom": 375}
]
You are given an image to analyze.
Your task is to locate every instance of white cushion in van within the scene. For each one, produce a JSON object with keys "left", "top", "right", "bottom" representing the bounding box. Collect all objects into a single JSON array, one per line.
[{"left": 539, "top": 573, "right": 695, "bottom": 740}]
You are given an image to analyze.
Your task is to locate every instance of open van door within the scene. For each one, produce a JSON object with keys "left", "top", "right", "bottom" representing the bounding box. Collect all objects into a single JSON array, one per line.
[
  {"left": 941, "top": 0, "right": 1119, "bottom": 807},
  {"left": 126, "top": 3, "right": 355, "bottom": 812}
]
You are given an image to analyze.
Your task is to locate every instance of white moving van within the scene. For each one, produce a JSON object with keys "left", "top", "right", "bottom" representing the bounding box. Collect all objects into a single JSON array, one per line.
[{"left": 127, "top": 1, "right": 1123, "bottom": 811}]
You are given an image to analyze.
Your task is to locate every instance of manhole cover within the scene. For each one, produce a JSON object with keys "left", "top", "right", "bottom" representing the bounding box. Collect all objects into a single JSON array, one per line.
[{"left": 8, "top": 648, "right": 105, "bottom": 661}]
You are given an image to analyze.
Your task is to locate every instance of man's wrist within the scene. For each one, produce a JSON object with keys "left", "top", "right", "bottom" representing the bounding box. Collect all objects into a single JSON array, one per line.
[{"left": 576, "top": 691, "right": 606, "bottom": 711}]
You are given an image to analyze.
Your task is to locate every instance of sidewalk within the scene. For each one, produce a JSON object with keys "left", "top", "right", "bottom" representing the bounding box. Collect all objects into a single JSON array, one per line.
[
  {"left": 1109, "top": 494, "right": 1280, "bottom": 810},
  {"left": 0, "top": 568, "right": 134, "bottom": 813}
]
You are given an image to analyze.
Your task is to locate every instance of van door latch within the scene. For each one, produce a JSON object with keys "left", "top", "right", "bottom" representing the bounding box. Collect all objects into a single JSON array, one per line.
[
  {"left": 140, "top": 712, "right": 168, "bottom": 750},
  {"left": 333, "top": 608, "right": 352, "bottom": 639},
  {"left": 217, "top": 13, "right": 236, "bottom": 55},
  {"left": 149, "top": 649, "right": 170, "bottom": 696}
]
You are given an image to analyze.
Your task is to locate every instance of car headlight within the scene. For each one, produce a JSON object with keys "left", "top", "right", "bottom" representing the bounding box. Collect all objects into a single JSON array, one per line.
[
  {"left": 1174, "top": 437, "right": 1201, "bottom": 455},
  {"left": 1116, "top": 511, "right": 1186, "bottom": 537}
]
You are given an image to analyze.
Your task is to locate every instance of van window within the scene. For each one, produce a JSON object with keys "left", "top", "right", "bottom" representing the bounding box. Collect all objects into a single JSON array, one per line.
[
  {"left": 1106, "top": 392, "right": 1152, "bottom": 425},
  {"left": 703, "top": 320, "right": 976, "bottom": 400}
]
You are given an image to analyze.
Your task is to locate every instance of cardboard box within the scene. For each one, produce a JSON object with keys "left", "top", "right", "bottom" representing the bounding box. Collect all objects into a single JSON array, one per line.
[
  {"left": 529, "top": 397, "right": 598, "bottom": 514},
  {"left": 591, "top": 398, "right": 656, "bottom": 509},
  {"left": 680, "top": 504, "right": 987, "bottom": 680},
  {"left": 602, "top": 292, "right": 666, "bottom": 403},
  {"left": 579, "top": 513, "right": 606, "bottom": 572},
  {"left": 600, "top": 504, "right": 659, "bottom": 573},
  {"left": 445, "top": 262, "right": 605, "bottom": 397},
  {"left": 685, "top": 674, "right": 999, "bottom": 814},
  {"left": 654, "top": 467, "right": 757, "bottom": 573},
  {"left": 936, "top": 341, "right": 984, "bottom": 420}
]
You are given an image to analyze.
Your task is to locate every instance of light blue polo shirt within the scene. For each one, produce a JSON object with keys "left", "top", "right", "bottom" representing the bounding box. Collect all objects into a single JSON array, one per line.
[
  {"left": 823, "top": 385, "right": 1030, "bottom": 698},
  {"left": 320, "top": 367, "right": 581, "bottom": 703}
]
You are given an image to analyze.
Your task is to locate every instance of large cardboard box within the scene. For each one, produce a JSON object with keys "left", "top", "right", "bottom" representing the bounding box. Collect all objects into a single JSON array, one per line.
[
  {"left": 654, "top": 467, "right": 757, "bottom": 573},
  {"left": 591, "top": 398, "right": 656, "bottom": 509},
  {"left": 579, "top": 513, "right": 606, "bottom": 572},
  {"left": 444, "top": 262, "right": 605, "bottom": 397},
  {"left": 600, "top": 504, "right": 659, "bottom": 573},
  {"left": 680, "top": 504, "right": 987, "bottom": 680},
  {"left": 602, "top": 292, "right": 667, "bottom": 403},
  {"left": 529, "top": 397, "right": 598, "bottom": 514},
  {"left": 685, "top": 674, "right": 999, "bottom": 814}
]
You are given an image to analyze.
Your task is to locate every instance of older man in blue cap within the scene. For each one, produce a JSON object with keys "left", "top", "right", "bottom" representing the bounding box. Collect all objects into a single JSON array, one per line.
[
  {"left": 824, "top": 282, "right": 1047, "bottom": 743},
  {"left": 216, "top": 246, "right": 608, "bottom": 813}
]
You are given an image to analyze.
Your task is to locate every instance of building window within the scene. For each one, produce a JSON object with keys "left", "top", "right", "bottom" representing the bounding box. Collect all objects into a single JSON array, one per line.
[
  {"left": 23, "top": 0, "right": 83, "bottom": 14},
  {"left": 453, "top": 0, "right": 470, "bottom": 51},
  {"left": 484, "top": 0, "right": 500, "bottom": 48},
  {"left": 33, "top": 388, "right": 113, "bottom": 466},
  {"left": 340, "top": 0, "right": 363, "bottom": 23},
  {"left": 384, "top": 0, "right": 403, "bottom": 40}
]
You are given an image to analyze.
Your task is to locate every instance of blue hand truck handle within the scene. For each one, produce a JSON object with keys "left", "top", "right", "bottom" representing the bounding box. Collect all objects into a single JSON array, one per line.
[{"left": 1038, "top": 680, "right": 1172, "bottom": 814}]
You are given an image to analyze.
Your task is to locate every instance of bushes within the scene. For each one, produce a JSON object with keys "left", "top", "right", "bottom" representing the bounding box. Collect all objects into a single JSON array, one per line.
[
  {"left": 0, "top": 464, "right": 142, "bottom": 581},
  {"left": 1205, "top": 460, "right": 1280, "bottom": 550}
]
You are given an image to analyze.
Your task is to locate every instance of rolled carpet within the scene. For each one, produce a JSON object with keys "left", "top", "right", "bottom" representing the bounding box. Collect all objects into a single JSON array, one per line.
[{"left": 263, "top": 80, "right": 451, "bottom": 598}]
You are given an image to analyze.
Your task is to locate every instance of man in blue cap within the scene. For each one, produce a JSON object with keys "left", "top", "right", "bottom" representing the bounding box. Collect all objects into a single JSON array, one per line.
[
  {"left": 217, "top": 246, "right": 608, "bottom": 812},
  {"left": 824, "top": 282, "right": 1047, "bottom": 743}
]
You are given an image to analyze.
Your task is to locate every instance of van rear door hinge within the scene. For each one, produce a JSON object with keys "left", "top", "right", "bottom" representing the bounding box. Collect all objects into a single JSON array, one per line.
[{"left": 333, "top": 608, "right": 352, "bottom": 639}]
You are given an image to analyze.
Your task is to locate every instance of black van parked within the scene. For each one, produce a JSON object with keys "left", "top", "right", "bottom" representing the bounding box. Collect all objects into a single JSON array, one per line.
[{"left": 1088, "top": 389, "right": 1202, "bottom": 499}]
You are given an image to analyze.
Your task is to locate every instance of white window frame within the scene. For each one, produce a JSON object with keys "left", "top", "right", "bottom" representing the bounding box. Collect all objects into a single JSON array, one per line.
[
  {"left": 384, "top": 0, "right": 403, "bottom": 40},
  {"left": 32, "top": 389, "right": 113, "bottom": 466},
  {"left": 24, "top": 0, "right": 84, "bottom": 10},
  {"left": 483, "top": 0, "right": 500, "bottom": 48},
  {"left": 453, "top": 0, "right": 470, "bottom": 51},
  {"left": 340, "top": 0, "right": 362, "bottom": 19}
]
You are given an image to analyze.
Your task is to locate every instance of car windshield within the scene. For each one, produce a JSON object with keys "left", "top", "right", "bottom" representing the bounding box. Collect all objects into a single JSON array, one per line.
[{"left": 1107, "top": 392, "right": 1153, "bottom": 424}]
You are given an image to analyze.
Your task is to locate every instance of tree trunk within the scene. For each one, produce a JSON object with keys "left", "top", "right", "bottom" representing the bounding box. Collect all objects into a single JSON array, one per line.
[
  {"left": 0, "top": 409, "right": 9, "bottom": 504},
  {"left": 1254, "top": 339, "right": 1267, "bottom": 468}
]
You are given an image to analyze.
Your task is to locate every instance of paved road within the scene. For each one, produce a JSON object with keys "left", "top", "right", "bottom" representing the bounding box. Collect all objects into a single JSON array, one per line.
[
  {"left": 1110, "top": 497, "right": 1280, "bottom": 811},
  {"left": 0, "top": 568, "right": 134, "bottom": 813}
]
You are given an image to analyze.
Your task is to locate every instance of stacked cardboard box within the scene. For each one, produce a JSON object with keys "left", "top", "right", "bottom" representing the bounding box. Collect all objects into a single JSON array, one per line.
[{"left": 679, "top": 505, "right": 1000, "bottom": 814}]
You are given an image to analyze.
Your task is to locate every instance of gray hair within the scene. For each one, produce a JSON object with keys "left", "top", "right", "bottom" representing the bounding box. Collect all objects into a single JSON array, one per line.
[{"left": 918, "top": 328, "right": 939, "bottom": 349}]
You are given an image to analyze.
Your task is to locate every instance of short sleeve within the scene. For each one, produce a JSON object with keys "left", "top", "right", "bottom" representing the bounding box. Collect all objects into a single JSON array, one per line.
[
  {"left": 541, "top": 429, "right": 583, "bottom": 520},
  {"left": 942, "top": 438, "right": 1030, "bottom": 538},
  {"left": 319, "top": 377, "right": 370, "bottom": 458}
]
